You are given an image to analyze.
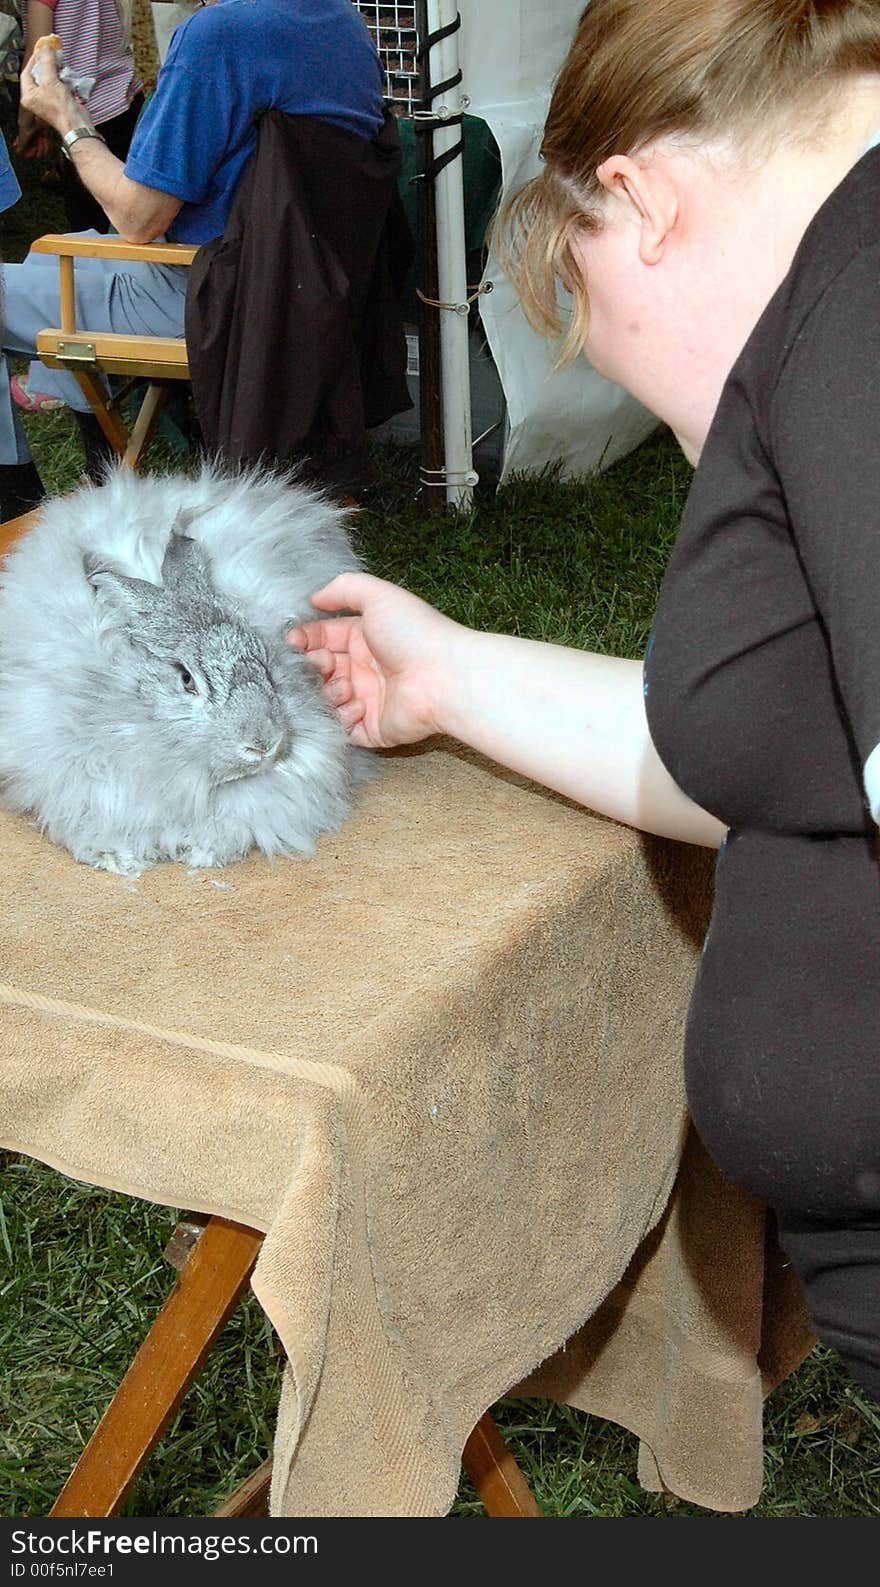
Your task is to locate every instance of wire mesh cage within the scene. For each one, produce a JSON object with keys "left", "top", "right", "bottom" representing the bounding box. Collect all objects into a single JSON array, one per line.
[{"left": 351, "top": 3, "right": 420, "bottom": 113}]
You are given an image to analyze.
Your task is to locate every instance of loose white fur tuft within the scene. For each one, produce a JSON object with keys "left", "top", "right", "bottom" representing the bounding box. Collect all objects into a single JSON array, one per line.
[{"left": 0, "top": 462, "right": 374, "bottom": 874}]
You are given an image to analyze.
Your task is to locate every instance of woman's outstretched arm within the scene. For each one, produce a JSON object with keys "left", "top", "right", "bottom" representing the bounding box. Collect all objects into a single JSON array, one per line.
[{"left": 288, "top": 572, "right": 725, "bottom": 849}]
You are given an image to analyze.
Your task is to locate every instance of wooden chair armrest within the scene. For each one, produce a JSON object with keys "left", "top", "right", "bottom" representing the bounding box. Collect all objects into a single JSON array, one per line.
[
  {"left": 30, "top": 235, "right": 199, "bottom": 335},
  {"left": 30, "top": 234, "right": 199, "bottom": 267}
]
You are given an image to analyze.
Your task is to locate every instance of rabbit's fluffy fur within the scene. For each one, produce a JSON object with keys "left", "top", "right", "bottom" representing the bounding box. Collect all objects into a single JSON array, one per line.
[{"left": 0, "top": 463, "right": 373, "bottom": 875}]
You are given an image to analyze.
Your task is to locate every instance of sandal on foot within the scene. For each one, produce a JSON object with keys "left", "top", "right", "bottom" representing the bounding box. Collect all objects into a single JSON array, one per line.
[{"left": 10, "top": 373, "right": 65, "bottom": 413}]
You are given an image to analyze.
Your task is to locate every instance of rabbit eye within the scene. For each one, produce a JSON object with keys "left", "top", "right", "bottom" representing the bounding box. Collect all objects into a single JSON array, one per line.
[{"left": 175, "top": 664, "right": 200, "bottom": 696}]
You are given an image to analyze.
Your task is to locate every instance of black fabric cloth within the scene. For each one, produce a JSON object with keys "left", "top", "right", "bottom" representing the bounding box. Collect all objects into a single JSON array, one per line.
[
  {"left": 644, "top": 144, "right": 880, "bottom": 1401},
  {"left": 184, "top": 107, "right": 413, "bottom": 491},
  {"left": 72, "top": 411, "right": 116, "bottom": 483},
  {"left": 0, "top": 460, "right": 45, "bottom": 522}
]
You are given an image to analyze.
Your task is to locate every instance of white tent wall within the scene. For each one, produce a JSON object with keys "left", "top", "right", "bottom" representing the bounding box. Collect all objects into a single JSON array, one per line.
[
  {"left": 150, "top": 2, "right": 198, "bottom": 63},
  {"left": 458, "top": 0, "right": 658, "bottom": 481},
  {"left": 358, "top": 1, "right": 657, "bottom": 488}
]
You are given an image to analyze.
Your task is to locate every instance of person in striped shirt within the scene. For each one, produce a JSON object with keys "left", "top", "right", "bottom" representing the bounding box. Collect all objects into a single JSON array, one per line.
[
  {"left": 15, "top": 0, "right": 144, "bottom": 233},
  {"left": 12, "top": 2, "right": 145, "bottom": 413}
]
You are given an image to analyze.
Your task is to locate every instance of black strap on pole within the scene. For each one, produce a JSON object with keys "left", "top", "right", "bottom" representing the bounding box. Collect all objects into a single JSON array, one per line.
[{"left": 411, "top": 5, "right": 463, "bottom": 514}]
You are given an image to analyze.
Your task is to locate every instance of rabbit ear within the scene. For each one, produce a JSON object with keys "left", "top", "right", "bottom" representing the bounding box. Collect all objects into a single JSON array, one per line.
[
  {"left": 161, "top": 524, "right": 213, "bottom": 598},
  {"left": 83, "top": 554, "right": 165, "bottom": 620}
]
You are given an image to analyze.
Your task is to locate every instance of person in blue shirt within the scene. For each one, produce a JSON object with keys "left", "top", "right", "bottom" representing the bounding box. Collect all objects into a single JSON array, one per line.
[
  {"left": 0, "top": 0, "right": 385, "bottom": 520},
  {"left": 0, "top": 128, "right": 21, "bottom": 214}
]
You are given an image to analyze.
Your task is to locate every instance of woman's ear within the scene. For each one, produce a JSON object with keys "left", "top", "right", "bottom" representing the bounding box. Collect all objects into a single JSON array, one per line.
[{"left": 595, "top": 154, "right": 679, "bottom": 265}]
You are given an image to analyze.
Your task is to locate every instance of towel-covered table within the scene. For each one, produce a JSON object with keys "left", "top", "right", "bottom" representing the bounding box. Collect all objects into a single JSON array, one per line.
[{"left": 0, "top": 743, "right": 813, "bottom": 1515}]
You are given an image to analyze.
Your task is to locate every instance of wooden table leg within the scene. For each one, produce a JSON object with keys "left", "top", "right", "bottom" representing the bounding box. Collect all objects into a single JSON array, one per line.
[
  {"left": 461, "top": 1412, "right": 543, "bottom": 1517},
  {"left": 50, "top": 1215, "right": 264, "bottom": 1517},
  {"left": 211, "top": 1458, "right": 273, "bottom": 1517}
]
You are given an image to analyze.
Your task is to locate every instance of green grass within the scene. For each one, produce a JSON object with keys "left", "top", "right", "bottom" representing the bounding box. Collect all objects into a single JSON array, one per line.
[{"left": 1, "top": 123, "right": 878, "bottom": 1519}]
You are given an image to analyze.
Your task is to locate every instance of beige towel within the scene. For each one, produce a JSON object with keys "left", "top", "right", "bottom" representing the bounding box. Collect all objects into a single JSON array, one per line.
[{"left": 0, "top": 744, "right": 812, "bottom": 1515}]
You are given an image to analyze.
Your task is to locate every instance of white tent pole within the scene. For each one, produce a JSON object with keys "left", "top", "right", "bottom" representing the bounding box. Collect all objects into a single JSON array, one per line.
[{"left": 425, "top": 0, "right": 477, "bottom": 508}]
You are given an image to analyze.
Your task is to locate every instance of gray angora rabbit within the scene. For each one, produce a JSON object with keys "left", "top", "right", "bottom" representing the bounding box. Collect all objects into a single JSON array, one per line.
[{"left": 0, "top": 463, "right": 373, "bottom": 875}]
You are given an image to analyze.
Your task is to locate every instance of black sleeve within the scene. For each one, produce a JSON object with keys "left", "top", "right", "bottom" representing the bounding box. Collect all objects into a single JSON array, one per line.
[{"left": 770, "top": 247, "right": 880, "bottom": 818}]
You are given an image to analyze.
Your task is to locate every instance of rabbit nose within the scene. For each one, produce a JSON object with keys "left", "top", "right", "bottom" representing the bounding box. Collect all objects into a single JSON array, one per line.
[{"left": 242, "top": 733, "right": 284, "bottom": 764}]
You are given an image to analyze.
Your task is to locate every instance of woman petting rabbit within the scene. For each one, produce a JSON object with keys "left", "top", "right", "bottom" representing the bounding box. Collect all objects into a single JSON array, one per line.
[{"left": 288, "top": 0, "right": 880, "bottom": 1404}]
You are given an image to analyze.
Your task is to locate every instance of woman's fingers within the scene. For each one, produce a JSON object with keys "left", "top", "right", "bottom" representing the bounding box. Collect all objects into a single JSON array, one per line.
[
  {"left": 309, "top": 572, "right": 369, "bottom": 611},
  {"left": 287, "top": 616, "right": 356, "bottom": 655},
  {"left": 335, "top": 698, "right": 366, "bottom": 731},
  {"left": 326, "top": 677, "right": 352, "bottom": 706},
  {"left": 293, "top": 644, "right": 348, "bottom": 683},
  {"left": 286, "top": 620, "right": 324, "bottom": 652}
]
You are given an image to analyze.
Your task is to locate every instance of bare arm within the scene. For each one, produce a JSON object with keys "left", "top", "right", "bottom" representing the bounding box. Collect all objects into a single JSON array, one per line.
[
  {"left": 18, "top": 43, "right": 181, "bottom": 241},
  {"left": 22, "top": 0, "right": 53, "bottom": 56},
  {"left": 442, "top": 626, "right": 725, "bottom": 847},
  {"left": 289, "top": 573, "right": 726, "bottom": 850},
  {"left": 51, "top": 133, "right": 182, "bottom": 242}
]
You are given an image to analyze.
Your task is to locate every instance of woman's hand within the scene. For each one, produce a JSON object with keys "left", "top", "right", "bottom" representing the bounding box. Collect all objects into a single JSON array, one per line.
[{"left": 286, "top": 572, "right": 462, "bottom": 750}]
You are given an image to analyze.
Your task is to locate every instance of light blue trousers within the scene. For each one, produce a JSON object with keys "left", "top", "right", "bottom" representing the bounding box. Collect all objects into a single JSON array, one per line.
[{"left": 0, "top": 232, "right": 189, "bottom": 463}]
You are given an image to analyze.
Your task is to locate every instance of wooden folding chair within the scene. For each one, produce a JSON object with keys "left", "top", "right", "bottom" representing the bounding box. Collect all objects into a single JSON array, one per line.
[{"left": 29, "top": 234, "right": 198, "bottom": 471}]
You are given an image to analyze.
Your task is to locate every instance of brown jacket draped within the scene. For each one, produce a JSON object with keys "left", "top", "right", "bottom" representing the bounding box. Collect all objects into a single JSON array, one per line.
[{"left": 185, "top": 107, "right": 413, "bottom": 490}]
